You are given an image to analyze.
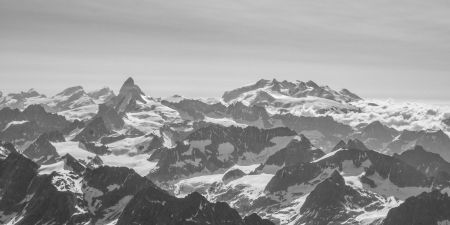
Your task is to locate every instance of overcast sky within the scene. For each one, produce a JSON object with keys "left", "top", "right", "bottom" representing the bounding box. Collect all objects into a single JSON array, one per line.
[{"left": 1, "top": 0, "right": 449, "bottom": 101}]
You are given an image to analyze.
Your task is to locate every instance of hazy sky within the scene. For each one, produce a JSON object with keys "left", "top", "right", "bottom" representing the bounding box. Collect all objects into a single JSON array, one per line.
[{"left": 1, "top": 0, "right": 449, "bottom": 101}]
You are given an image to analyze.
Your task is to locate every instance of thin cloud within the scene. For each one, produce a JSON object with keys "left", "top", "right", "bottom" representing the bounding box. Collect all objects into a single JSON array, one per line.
[{"left": 0, "top": 0, "right": 449, "bottom": 99}]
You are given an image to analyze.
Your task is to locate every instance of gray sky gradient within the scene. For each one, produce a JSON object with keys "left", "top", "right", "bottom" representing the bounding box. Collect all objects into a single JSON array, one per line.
[{"left": 1, "top": 0, "right": 449, "bottom": 101}]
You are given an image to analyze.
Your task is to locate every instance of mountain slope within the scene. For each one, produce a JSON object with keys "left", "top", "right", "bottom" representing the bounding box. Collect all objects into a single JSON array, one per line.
[
  {"left": 148, "top": 124, "right": 297, "bottom": 182},
  {"left": 297, "top": 171, "right": 382, "bottom": 225},
  {"left": 381, "top": 190, "right": 450, "bottom": 225},
  {"left": 395, "top": 145, "right": 450, "bottom": 181},
  {"left": 386, "top": 129, "right": 450, "bottom": 161},
  {"left": 0, "top": 150, "right": 272, "bottom": 225},
  {"left": 1, "top": 77, "right": 449, "bottom": 225},
  {"left": 222, "top": 79, "right": 362, "bottom": 104}
]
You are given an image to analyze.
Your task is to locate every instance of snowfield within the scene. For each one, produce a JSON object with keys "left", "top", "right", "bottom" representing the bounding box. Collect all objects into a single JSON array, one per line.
[{"left": 52, "top": 141, "right": 157, "bottom": 176}]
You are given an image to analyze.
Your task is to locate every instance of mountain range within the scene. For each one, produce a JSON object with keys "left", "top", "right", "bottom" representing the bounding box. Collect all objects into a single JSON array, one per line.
[{"left": 0, "top": 77, "right": 449, "bottom": 225}]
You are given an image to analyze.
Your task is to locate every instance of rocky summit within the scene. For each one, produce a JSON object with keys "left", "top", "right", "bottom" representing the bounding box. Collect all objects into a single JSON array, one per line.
[{"left": 0, "top": 77, "right": 449, "bottom": 225}]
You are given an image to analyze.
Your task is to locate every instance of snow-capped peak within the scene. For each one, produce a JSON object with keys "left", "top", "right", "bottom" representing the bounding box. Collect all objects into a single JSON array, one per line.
[
  {"left": 223, "top": 79, "right": 362, "bottom": 104},
  {"left": 119, "top": 77, "right": 145, "bottom": 98},
  {"left": 109, "top": 77, "right": 147, "bottom": 115}
]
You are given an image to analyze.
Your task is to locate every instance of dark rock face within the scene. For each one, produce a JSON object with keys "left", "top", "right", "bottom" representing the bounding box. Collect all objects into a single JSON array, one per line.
[
  {"left": 300, "top": 170, "right": 347, "bottom": 211},
  {"left": 298, "top": 171, "right": 379, "bottom": 225},
  {"left": 332, "top": 139, "right": 370, "bottom": 152},
  {"left": 22, "top": 133, "right": 60, "bottom": 165},
  {"left": 0, "top": 152, "right": 38, "bottom": 209},
  {"left": 0, "top": 141, "right": 18, "bottom": 158},
  {"left": 0, "top": 153, "right": 88, "bottom": 225},
  {"left": 148, "top": 125, "right": 297, "bottom": 182},
  {"left": 40, "top": 130, "right": 65, "bottom": 142},
  {"left": 117, "top": 191, "right": 247, "bottom": 225},
  {"left": 62, "top": 119, "right": 85, "bottom": 134},
  {"left": 244, "top": 213, "right": 275, "bottom": 225},
  {"left": 61, "top": 154, "right": 87, "bottom": 175},
  {"left": 0, "top": 107, "right": 22, "bottom": 130},
  {"left": 109, "top": 77, "right": 146, "bottom": 115},
  {"left": 162, "top": 98, "right": 272, "bottom": 128},
  {"left": 10, "top": 173, "right": 80, "bottom": 225},
  {"left": 100, "top": 134, "right": 126, "bottom": 145},
  {"left": 265, "top": 162, "right": 322, "bottom": 193},
  {"left": 324, "top": 149, "right": 431, "bottom": 188},
  {"left": 187, "top": 125, "right": 296, "bottom": 154},
  {"left": 87, "top": 155, "right": 104, "bottom": 168},
  {"left": 141, "top": 134, "right": 164, "bottom": 153},
  {"left": 0, "top": 121, "right": 41, "bottom": 148},
  {"left": 382, "top": 190, "right": 450, "bottom": 225},
  {"left": 148, "top": 142, "right": 208, "bottom": 182},
  {"left": 95, "top": 104, "right": 124, "bottom": 130},
  {"left": 395, "top": 145, "right": 450, "bottom": 179},
  {"left": 0, "top": 105, "right": 70, "bottom": 148},
  {"left": 73, "top": 117, "right": 111, "bottom": 142},
  {"left": 82, "top": 166, "right": 157, "bottom": 224},
  {"left": 222, "top": 169, "right": 246, "bottom": 183},
  {"left": 0, "top": 152, "right": 272, "bottom": 225},
  {"left": 386, "top": 129, "right": 450, "bottom": 162},
  {"left": 346, "top": 139, "right": 370, "bottom": 151},
  {"left": 21, "top": 105, "right": 70, "bottom": 131},
  {"left": 265, "top": 147, "right": 432, "bottom": 193},
  {"left": 258, "top": 135, "right": 324, "bottom": 173}
]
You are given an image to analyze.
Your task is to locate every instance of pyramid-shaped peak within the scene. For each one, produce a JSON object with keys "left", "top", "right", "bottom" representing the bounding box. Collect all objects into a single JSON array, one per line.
[
  {"left": 119, "top": 77, "right": 145, "bottom": 96},
  {"left": 366, "top": 120, "right": 385, "bottom": 128},
  {"left": 123, "top": 77, "right": 135, "bottom": 86},
  {"left": 363, "top": 121, "right": 389, "bottom": 132},
  {"left": 109, "top": 77, "right": 147, "bottom": 115},
  {"left": 347, "top": 139, "right": 369, "bottom": 151},
  {"left": 332, "top": 140, "right": 347, "bottom": 152}
]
